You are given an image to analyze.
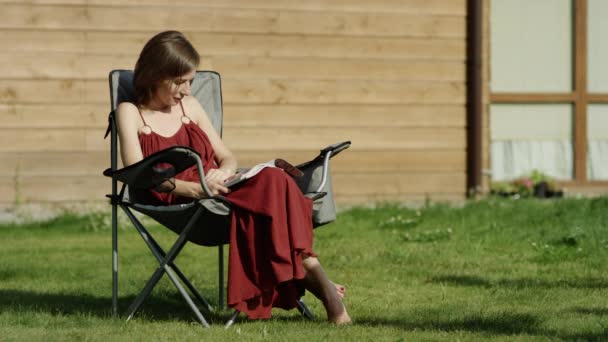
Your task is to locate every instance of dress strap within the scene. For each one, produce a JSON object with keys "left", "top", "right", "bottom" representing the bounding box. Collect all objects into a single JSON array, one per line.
[
  {"left": 178, "top": 100, "right": 192, "bottom": 121},
  {"left": 137, "top": 106, "right": 148, "bottom": 126}
]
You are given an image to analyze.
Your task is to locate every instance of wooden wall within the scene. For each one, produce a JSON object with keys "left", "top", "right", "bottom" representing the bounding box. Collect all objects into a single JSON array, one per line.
[{"left": 0, "top": 0, "right": 467, "bottom": 208}]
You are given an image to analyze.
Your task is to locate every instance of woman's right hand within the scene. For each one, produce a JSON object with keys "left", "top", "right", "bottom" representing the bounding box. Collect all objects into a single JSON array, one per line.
[
  {"left": 187, "top": 178, "right": 229, "bottom": 198},
  {"left": 203, "top": 173, "right": 231, "bottom": 197}
]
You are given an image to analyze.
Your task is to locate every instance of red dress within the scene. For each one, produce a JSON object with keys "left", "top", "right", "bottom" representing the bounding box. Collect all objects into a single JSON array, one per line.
[{"left": 137, "top": 109, "right": 315, "bottom": 319}]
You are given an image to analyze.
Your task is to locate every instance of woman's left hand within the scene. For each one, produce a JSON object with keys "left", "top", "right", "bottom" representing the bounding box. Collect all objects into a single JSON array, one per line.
[{"left": 206, "top": 168, "right": 231, "bottom": 184}]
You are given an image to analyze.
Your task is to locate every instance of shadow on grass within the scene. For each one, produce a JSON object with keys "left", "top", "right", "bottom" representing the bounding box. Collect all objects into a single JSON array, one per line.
[
  {"left": 356, "top": 312, "right": 608, "bottom": 340},
  {"left": 2, "top": 289, "right": 606, "bottom": 339},
  {"left": 571, "top": 307, "right": 608, "bottom": 316},
  {"left": 429, "top": 274, "right": 608, "bottom": 289},
  {"left": 356, "top": 312, "right": 540, "bottom": 335},
  {"left": 0, "top": 288, "right": 239, "bottom": 324}
]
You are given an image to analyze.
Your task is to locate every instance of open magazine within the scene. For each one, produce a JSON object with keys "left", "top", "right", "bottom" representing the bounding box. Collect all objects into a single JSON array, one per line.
[{"left": 224, "top": 158, "right": 303, "bottom": 188}]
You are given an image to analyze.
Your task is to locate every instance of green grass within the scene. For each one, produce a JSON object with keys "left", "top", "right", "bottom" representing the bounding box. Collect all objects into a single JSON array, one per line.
[{"left": 1, "top": 197, "right": 608, "bottom": 341}]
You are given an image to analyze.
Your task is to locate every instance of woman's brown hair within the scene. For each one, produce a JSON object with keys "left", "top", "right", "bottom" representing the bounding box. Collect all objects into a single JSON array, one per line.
[{"left": 133, "top": 31, "right": 200, "bottom": 106}]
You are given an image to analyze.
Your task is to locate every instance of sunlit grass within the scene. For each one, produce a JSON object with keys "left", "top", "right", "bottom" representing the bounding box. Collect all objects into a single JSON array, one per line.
[{"left": 1, "top": 197, "right": 607, "bottom": 340}]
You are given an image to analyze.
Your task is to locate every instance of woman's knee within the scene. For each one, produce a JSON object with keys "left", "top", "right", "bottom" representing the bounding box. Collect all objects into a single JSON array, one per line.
[{"left": 302, "top": 255, "right": 321, "bottom": 270}]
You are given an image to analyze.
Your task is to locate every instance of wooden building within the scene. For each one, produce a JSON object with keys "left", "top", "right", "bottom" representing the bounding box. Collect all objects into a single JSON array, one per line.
[{"left": 1, "top": 0, "right": 602, "bottom": 210}]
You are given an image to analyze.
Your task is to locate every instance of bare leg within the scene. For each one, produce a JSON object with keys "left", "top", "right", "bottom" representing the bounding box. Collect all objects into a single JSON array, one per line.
[
  {"left": 301, "top": 255, "right": 351, "bottom": 324},
  {"left": 310, "top": 280, "right": 345, "bottom": 299}
]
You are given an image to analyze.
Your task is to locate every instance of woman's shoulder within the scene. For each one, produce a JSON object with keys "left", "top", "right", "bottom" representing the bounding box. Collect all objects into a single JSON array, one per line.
[
  {"left": 116, "top": 101, "right": 140, "bottom": 118},
  {"left": 181, "top": 96, "right": 206, "bottom": 122},
  {"left": 116, "top": 101, "right": 139, "bottom": 113},
  {"left": 182, "top": 95, "right": 202, "bottom": 110},
  {"left": 115, "top": 102, "right": 143, "bottom": 127}
]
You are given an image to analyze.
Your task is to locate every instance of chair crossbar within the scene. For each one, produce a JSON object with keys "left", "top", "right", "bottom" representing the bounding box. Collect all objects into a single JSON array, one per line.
[
  {"left": 121, "top": 206, "right": 215, "bottom": 312},
  {"left": 224, "top": 299, "right": 315, "bottom": 329},
  {"left": 120, "top": 205, "right": 213, "bottom": 327}
]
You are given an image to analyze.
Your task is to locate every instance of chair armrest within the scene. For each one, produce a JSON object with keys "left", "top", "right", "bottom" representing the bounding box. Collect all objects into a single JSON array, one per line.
[
  {"left": 320, "top": 141, "right": 351, "bottom": 158},
  {"left": 295, "top": 141, "right": 351, "bottom": 194},
  {"left": 103, "top": 146, "right": 213, "bottom": 197}
]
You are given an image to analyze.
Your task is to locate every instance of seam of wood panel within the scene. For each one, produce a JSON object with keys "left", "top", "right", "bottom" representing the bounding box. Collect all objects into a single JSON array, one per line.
[
  {"left": 0, "top": 28, "right": 466, "bottom": 40},
  {"left": 0, "top": 2, "right": 467, "bottom": 16},
  {"left": 0, "top": 5, "right": 466, "bottom": 38},
  {"left": 0, "top": 51, "right": 468, "bottom": 63},
  {"left": 0, "top": 28, "right": 467, "bottom": 44}
]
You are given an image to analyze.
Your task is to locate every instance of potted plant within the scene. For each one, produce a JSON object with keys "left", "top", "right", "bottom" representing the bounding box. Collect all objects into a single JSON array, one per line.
[
  {"left": 491, "top": 170, "right": 563, "bottom": 199},
  {"left": 529, "top": 170, "right": 563, "bottom": 198}
]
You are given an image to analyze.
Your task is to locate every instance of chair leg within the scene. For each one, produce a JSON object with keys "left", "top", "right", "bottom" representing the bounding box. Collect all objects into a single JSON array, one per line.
[
  {"left": 218, "top": 245, "right": 224, "bottom": 309},
  {"left": 111, "top": 201, "right": 118, "bottom": 318},
  {"left": 131, "top": 215, "right": 214, "bottom": 312},
  {"left": 125, "top": 265, "right": 166, "bottom": 321},
  {"left": 163, "top": 264, "right": 210, "bottom": 327},
  {"left": 147, "top": 237, "right": 214, "bottom": 312},
  {"left": 121, "top": 206, "right": 212, "bottom": 326},
  {"left": 225, "top": 310, "right": 240, "bottom": 329},
  {"left": 125, "top": 263, "right": 211, "bottom": 327},
  {"left": 169, "top": 264, "right": 214, "bottom": 313},
  {"left": 297, "top": 298, "right": 316, "bottom": 320},
  {"left": 224, "top": 298, "right": 313, "bottom": 329},
  {"left": 156, "top": 228, "right": 215, "bottom": 313}
]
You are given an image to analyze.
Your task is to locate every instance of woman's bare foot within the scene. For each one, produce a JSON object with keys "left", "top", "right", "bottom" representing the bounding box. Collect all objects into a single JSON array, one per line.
[
  {"left": 330, "top": 304, "right": 352, "bottom": 325},
  {"left": 302, "top": 256, "right": 351, "bottom": 325},
  {"left": 324, "top": 287, "right": 351, "bottom": 325},
  {"left": 333, "top": 282, "right": 346, "bottom": 299}
]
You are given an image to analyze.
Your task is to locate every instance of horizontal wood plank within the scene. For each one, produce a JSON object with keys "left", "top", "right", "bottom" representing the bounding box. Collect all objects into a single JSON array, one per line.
[
  {"left": 223, "top": 104, "right": 466, "bottom": 128},
  {"left": 0, "top": 150, "right": 465, "bottom": 177},
  {"left": 0, "top": 151, "right": 110, "bottom": 176},
  {"left": 222, "top": 127, "right": 466, "bottom": 151},
  {"left": 0, "top": 4, "right": 465, "bottom": 38},
  {"left": 0, "top": 53, "right": 465, "bottom": 81},
  {"left": 0, "top": 129, "right": 98, "bottom": 152},
  {"left": 0, "top": 30, "right": 466, "bottom": 60},
  {"left": 0, "top": 0, "right": 466, "bottom": 15},
  {"left": 333, "top": 172, "right": 466, "bottom": 195},
  {"left": 0, "top": 79, "right": 466, "bottom": 105},
  {"left": 0, "top": 172, "right": 465, "bottom": 203},
  {"left": 334, "top": 193, "right": 465, "bottom": 206},
  {"left": 0, "top": 127, "right": 466, "bottom": 152},
  {"left": 0, "top": 177, "right": 16, "bottom": 205},
  {"left": 0, "top": 104, "right": 109, "bottom": 128},
  {"left": 224, "top": 79, "right": 465, "bottom": 105},
  {"left": 0, "top": 79, "right": 104, "bottom": 104},
  {"left": 2, "top": 103, "right": 465, "bottom": 129},
  {"left": 2, "top": 176, "right": 109, "bottom": 202}
]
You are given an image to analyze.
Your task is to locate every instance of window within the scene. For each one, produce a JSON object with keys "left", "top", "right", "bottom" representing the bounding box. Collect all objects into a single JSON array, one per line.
[{"left": 489, "top": 0, "right": 608, "bottom": 184}]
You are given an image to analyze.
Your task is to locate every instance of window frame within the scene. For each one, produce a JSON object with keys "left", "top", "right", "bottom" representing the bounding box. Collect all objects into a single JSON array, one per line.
[{"left": 489, "top": 0, "right": 608, "bottom": 187}]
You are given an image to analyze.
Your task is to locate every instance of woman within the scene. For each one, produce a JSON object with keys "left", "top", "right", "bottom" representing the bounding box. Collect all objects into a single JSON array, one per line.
[{"left": 116, "top": 30, "right": 350, "bottom": 324}]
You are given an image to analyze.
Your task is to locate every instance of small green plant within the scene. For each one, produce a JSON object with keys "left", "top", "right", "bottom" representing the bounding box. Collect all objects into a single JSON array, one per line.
[
  {"left": 491, "top": 170, "right": 563, "bottom": 198},
  {"left": 379, "top": 213, "right": 421, "bottom": 229},
  {"left": 402, "top": 227, "right": 453, "bottom": 243}
]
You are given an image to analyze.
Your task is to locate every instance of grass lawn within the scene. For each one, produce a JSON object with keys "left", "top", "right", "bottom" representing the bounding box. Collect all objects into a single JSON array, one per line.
[{"left": 1, "top": 197, "right": 608, "bottom": 341}]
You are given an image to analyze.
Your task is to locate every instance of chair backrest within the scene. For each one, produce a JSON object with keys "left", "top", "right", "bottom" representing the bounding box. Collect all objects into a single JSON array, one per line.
[{"left": 108, "top": 70, "right": 224, "bottom": 136}]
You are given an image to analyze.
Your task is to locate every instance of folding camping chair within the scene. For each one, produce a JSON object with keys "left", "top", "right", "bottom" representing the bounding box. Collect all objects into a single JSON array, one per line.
[{"left": 103, "top": 70, "right": 351, "bottom": 327}]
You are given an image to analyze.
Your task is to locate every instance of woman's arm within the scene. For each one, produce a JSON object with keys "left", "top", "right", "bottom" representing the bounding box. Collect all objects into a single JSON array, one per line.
[
  {"left": 183, "top": 96, "right": 237, "bottom": 192},
  {"left": 116, "top": 102, "right": 145, "bottom": 167},
  {"left": 115, "top": 102, "right": 207, "bottom": 198}
]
